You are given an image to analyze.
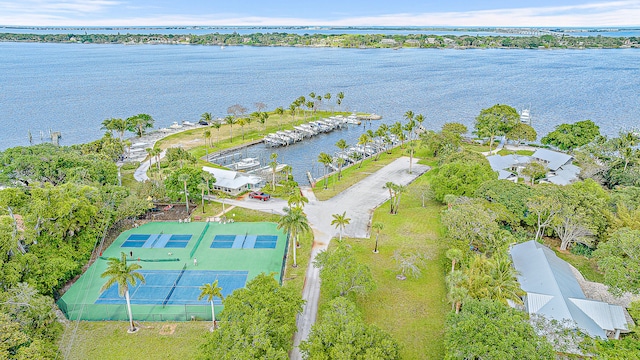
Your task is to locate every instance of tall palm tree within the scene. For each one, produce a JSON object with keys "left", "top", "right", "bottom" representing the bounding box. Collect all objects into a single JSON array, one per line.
[
  {"left": 275, "top": 106, "right": 284, "bottom": 130},
  {"left": 337, "top": 92, "right": 344, "bottom": 110},
  {"left": 100, "top": 252, "right": 146, "bottom": 332},
  {"left": 260, "top": 112, "right": 269, "bottom": 132},
  {"left": 277, "top": 206, "right": 311, "bottom": 268},
  {"left": 318, "top": 152, "right": 333, "bottom": 189},
  {"left": 446, "top": 248, "right": 463, "bottom": 272},
  {"left": 210, "top": 121, "right": 221, "bottom": 147},
  {"left": 288, "top": 191, "right": 309, "bottom": 209},
  {"left": 414, "top": 113, "right": 425, "bottom": 133},
  {"left": 269, "top": 153, "right": 278, "bottom": 192},
  {"left": 335, "top": 139, "right": 348, "bottom": 179},
  {"left": 372, "top": 222, "right": 384, "bottom": 253},
  {"left": 200, "top": 112, "right": 212, "bottom": 125},
  {"left": 101, "top": 118, "right": 128, "bottom": 140},
  {"left": 197, "top": 183, "right": 208, "bottom": 214},
  {"left": 203, "top": 129, "right": 211, "bottom": 160},
  {"left": 288, "top": 104, "right": 296, "bottom": 125},
  {"left": 178, "top": 173, "right": 190, "bottom": 213},
  {"left": 237, "top": 118, "right": 247, "bottom": 140},
  {"left": 202, "top": 172, "right": 214, "bottom": 196},
  {"left": 324, "top": 93, "right": 331, "bottom": 110},
  {"left": 198, "top": 280, "right": 223, "bottom": 330},
  {"left": 357, "top": 133, "right": 371, "bottom": 168},
  {"left": 152, "top": 148, "right": 162, "bottom": 171},
  {"left": 145, "top": 148, "right": 153, "bottom": 168},
  {"left": 224, "top": 115, "right": 236, "bottom": 142},
  {"left": 486, "top": 255, "right": 524, "bottom": 306},
  {"left": 331, "top": 211, "right": 351, "bottom": 241},
  {"left": 446, "top": 270, "right": 468, "bottom": 314}
]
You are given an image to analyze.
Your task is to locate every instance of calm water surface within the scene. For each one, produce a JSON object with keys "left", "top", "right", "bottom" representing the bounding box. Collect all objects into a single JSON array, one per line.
[{"left": 1, "top": 43, "right": 639, "bottom": 181}]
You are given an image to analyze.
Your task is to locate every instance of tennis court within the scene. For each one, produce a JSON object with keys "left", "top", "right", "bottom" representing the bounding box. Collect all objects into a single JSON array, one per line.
[{"left": 58, "top": 221, "right": 289, "bottom": 321}]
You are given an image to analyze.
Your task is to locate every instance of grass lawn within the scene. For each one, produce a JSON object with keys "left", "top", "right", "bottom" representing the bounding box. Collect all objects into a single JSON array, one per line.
[
  {"left": 322, "top": 173, "right": 448, "bottom": 359},
  {"left": 59, "top": 321, "right": 207, "bottom": 360},
  {"left": 497, "top": 149, "right": 535, "bottom": 156}
]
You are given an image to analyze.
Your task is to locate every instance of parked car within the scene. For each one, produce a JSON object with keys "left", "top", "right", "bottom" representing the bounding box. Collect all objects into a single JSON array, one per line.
[
  {"left": 248, "top": 191, "right": 270, "bottom": 201},
  {"left": 198, "top": 120, "right": 209, "bottom": 125}
]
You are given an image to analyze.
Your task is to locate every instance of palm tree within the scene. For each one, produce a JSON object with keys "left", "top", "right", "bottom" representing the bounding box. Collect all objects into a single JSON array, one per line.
[
  {"left": 269, "top": 153, "right": 278, "bottom": 192},
  {"left": 202, "top": 172, "right": 214, "bottom": 196},
  {"left": 277, "top": 206, "right": 311, "bottom": 268},
  {"left": 210, "top": 121, "right": 221, "bottom": 147},
  {"left": 337, "top": 92, "right": 344, "bottom": 110},
  {"left": 152, "top": 148, "right": 162, "bottom": 171},
  {"left": 446, "top": 270, "right": 468, "bottom": 314},
  {"left": 335, "top": 139, "right": 348, "bottom": 179},
  {"left": 178, "top": 173, "right": 190, "bottom": 213},
  {"left": 203, "top": 130, "right": 211, "bottom": 160},
  {"left": 275, "top": 106, "right": 284, "bottom": 130},
  {"left": 324, "top": 93, "right": 331, "bottom": 110},
  {"left": 197, "top": 183, "right": 208, "bottom": 214},
  {"left": 224, "top": 115, "right": 236, "bottom": 142},
  {"left": 372, "top": 222, "right": 384, "bottom": 253},
  {"left": 100, "top": 252, "right": 146, "bottom": 332},
  {"left": 101, "top": 118, "right": 128, "bottom": 140},
  {"left": 317, "top": 152, "right": 333, "bottom": 189},
  {"left": 145, "top": 148, "right": 153, "bottom": 168},
  {"left": 414, "top": 113, "right": 425, "bottom": 133},
  {"left": 288, "top": 191, "right": 309, "bottom": 209},
  {"left": 446, "top": 248, "right": 463, "bottom": 272},
  {"left": 305, "top": 100, "right": 314, "bottom": 121},
  {"left": 288, "top": 104, "right": 296, "bottom": 125},
  {"left": 237, "top": 118, "right": 247, "bottom": 140},
  {"left": 198, "top": 280, "right": 223, "bottom": 330},
  {"left": 357, "top": 133, "right": 371, "bottom": 168},
  {"left": 331, "top": 211, "right": 351, "bottom": 241},
  {"left": 200, "top": 112, "right": 212, "bottom": 125},
  {"left": 486, "top": 255, "right": 524, "bottom": 306}
]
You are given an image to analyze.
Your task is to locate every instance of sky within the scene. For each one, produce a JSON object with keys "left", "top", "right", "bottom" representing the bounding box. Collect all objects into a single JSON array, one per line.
[{"left": 1, "top": 0, "right": 639, "bottom": 27}]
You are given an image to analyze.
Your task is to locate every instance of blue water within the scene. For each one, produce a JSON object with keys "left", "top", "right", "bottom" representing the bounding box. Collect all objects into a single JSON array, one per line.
[{"left": 1, "top": 42, "right": 639, "bottom": 181}]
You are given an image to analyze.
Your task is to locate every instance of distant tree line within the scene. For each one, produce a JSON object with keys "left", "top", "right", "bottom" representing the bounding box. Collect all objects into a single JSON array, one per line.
[{"left": 1, "top": 32, "right": 638, "bottom": 49}]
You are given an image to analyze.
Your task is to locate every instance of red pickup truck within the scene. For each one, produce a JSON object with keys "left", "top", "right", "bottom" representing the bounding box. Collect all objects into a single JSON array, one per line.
[{"left": 248, "top": 191, "right": 270, "bottom": 201}]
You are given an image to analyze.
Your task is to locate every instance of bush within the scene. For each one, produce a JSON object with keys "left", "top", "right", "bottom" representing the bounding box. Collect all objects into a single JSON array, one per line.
[{"left": 570, "top": 243, "right": 594, "bottom": 258}]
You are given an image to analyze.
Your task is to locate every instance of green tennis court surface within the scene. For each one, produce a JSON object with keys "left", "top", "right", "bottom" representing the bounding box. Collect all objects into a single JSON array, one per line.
[{"left": 58, "top": 221, "right": 288, "bottom": 321}]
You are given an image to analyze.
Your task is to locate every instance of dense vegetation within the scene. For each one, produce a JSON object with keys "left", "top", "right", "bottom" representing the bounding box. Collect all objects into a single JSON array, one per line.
[{"left": 1, "top": 31, "right": 638, "bottom": 49}]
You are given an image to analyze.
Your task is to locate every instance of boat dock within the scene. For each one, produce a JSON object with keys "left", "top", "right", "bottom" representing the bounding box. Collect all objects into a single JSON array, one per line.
[{"left": 263, "top": 115, "right": 361, "bottom": 148}]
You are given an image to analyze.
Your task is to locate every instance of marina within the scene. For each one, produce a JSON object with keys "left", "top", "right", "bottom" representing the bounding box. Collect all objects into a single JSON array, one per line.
[{"left": 263, "top": 115, "right": 360, "bottom": 147}]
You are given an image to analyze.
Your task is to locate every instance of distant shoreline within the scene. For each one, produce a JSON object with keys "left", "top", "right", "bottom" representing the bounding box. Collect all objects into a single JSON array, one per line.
[{"left": 1, "top": 31, "right": 638, "bottom": 50}]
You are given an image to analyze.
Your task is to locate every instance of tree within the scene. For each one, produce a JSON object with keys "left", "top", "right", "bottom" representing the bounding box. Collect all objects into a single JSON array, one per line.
[
  {"left": 335, "top": 139, "right": 348, "bottom": 180},
  {"left": 200, "top": 112, "right": 212, "bottom": 125},
  {"left": 200, "top": 273, "right": 303, "bottom": 359},
  {"left": 277, "top": 206, "right": 311, "bottom": 268},
  {"left": 393, "top": 251, "right": 422, "bottom": 280},
  {"left": 126, "top": 113, "right": 154, "bottom": 137},
  {"left": 100, "top": 252, "right": 145, "bottom": 332},
  {"left": 323, "top": 92, "right": 331, "bottom": 109},
  {"left": 224, "top": 115, "right": 236, "bottom": 142},
  {"left": 210, "top": 121, "right": 222, "bottom": 147},
  {"left": 446, "top": 248, "right": 463, "bottom": 272},
  {"left": 336, "top": 91, "right": 344, "bottom": 109},
  {"left": 521, "top": 160, "right": 547, "bottom": 185},
  {"left": 553, "top": 205, "right": 595, "bottom": 251},
  {"left": 101, "top": 117, "right": 128, "bottom": 140},
  {"left": 202, "top": 171, "right": 215, "bottom": 197},
  {"left": 331, "top": 211, "right": 351, "bottom": 241},
  {"left": 198, "top": 280, "right": 223, "bottom": 330},
  {"left": 431, "top": 158, "right": 497, "bottom": 202},
  {"left": 274, "top": 106, "right": 284, "bottom": 129},
  {"left": 446, "top": 270, "right": 468, "bottom": 314},
  {"left": 300, "top": 297, "right": 401, "bottom": 360},
  {"left": 593, "top": 227, "right": 640, "bottom": 296},
  {"left": 236, "top": 117, "right": 247, "bottom": 140},
  {"left": 178, "top": 173, "right": 191, "bottom": 213},
  {"left": 203, "top": 129, "right": 211, "bottom": 160},
  {"left": 506, "top": 123, "right": 537, "bottom": 145},
  {"left": 445, "top": 299, "right": 554, "bottom": 360},
  {"left": 372, "top": 222, "right": 383, "bottom": 253},
  {"left": 383, "top": 182, "right": 407, "bottom": 215},
  {"left": 197, "top": 183, "right": 208, "bottom": 214},
  {"left": 318, "top": 152, "right": 333, "bottom": 189},
  {"left": 526, "top": 188, "right": 563, "bottom": 242},
  {"left": 314, "top": 241, "right": 376, "bottom": 298},
  {"left": 473, "top": 104, "right": 519, "bottom": 153},
  {"left": 287, "top": 191, "right": 308, "bottom": 210},
  {"left": 541, "top": 120, "right": 600, "bottom": 151},
  {"left": 269, "top": 153, "right": 278, "bottom": 192}
]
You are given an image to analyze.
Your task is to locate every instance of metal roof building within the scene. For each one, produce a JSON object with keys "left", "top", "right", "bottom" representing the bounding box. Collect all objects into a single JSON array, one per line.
[
  {"left": 510, "top": 241, "right": 629, "bottom": 339},
  {"left": 202, "top": 166, "right": 265, "bottom": 196}
]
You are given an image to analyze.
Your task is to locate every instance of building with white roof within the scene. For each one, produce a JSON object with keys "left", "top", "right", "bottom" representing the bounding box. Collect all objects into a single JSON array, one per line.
[
  {"left": 486, "top": 148, "right": 580, "bottom": 185},
  {"left": 510, "top": 241, "right": 629, "bottom": 339},
  {"left": 202, "top": 166, "right": 265, "bottom": 196}
]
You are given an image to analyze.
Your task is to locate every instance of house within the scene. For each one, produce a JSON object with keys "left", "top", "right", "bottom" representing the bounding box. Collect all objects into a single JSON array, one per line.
[
  {"left": 510, "top": 241, "right": 629, "bottom": 339},
  {"left": 202, "top": 166, "right": 265, "bottom": 196},
  {"left": 486, "top": 148, "right": 579, "bottom": 185}
]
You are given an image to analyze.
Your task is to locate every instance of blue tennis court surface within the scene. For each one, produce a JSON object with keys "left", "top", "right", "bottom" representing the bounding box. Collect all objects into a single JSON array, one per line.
[
  {"left": 121, "top": 234, "right": 192, "bottom": 249},
  {"left": 96, "top": 270, "right": 248, "bottom": 306},
  {"left": 211, "top": 234, "right": 277, "bottom": 249}
]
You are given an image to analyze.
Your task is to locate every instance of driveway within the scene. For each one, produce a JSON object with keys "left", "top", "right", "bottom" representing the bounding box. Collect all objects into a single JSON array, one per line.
[{"left": 208, "top": 157, "right": 430, "bottom": 359}]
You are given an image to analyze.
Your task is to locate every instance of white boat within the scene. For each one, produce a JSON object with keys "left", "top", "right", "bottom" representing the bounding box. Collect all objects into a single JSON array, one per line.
[
  {"left": 520, "top": 108, "right": 532, "bottom": 125},
  {"left": 182, "top": 121, "right": 195, "bottom": 126},
  {"left": 169, "top": 122, "right": 182, "bottom": 129},
  {"left": 230, "top": 158, "right": 260, "bottom": 171}
]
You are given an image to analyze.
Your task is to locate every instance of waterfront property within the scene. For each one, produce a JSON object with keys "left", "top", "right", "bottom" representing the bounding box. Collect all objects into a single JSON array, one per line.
[
  {"left": 487, "top": 148, "right": 579, "bottom": 185},
  {"left": 58, "top": 221, "right": 287, "bottom": 321},
  {"left": 510, "top": 241, "right": 630, "bottom": 339},
  {"left": 202, "top": 166, "right": 265, "bottom": 195}
]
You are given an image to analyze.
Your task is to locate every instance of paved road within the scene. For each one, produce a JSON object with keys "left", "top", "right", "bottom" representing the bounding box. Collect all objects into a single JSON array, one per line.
[{"left": 208, "top": 157, "right": 430, "bottom": 359}]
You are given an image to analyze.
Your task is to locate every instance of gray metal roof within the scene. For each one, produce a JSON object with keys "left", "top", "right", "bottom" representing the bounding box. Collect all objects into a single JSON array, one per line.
[
  {"left": 542, "top": 164, "right": 581, "bottom": 186},
  {"left": 202, "top": 166, "right": 263, "bottom": 191},
  {"left": 532, "top": 149, "right": 573, "bottom": 171},
  {"left": 486, "top": 154, "right": 531, "bottom": 173},
  {"left": 510, "top": 241, "right": 628, "bottom": 339}
]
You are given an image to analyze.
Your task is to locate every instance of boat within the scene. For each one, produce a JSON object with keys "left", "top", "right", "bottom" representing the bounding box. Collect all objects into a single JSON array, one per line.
[
  {"left": 520, "top": 108, "right": 532, "bottom": 125},
  {"left": 230, "top": 158, "right": 260, "bottom": 171},
  {"left": 182, "top": 121, "right": 195, "bottom": 126},
  {"left": 169, "top": 122, "right": 182, "bottom": 129}
]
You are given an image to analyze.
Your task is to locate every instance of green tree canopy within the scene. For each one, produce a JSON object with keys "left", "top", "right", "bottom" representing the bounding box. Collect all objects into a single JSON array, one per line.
[
  {"left": 445, "top": 299, "right": 554, "bottom": 360},
  {"left": 541, "top": 120, "right": 600, "bottom": 150},
  {"left": 300, "top": 297, "right": 401, "bottom": 360},
  {"left": 314, "top": 241, "right": 375, "bottom": 299},
  {"left": 593, "top": 227, "right": 640, "bottom": 296},
  {"left": 431, "top": 157, "right": 497, "bottom": 202}
]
